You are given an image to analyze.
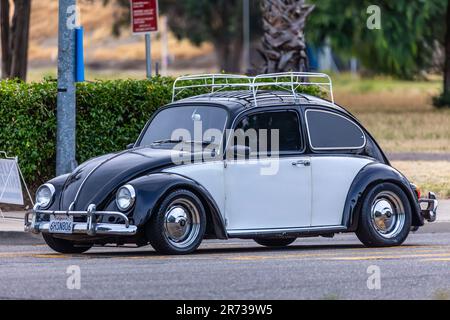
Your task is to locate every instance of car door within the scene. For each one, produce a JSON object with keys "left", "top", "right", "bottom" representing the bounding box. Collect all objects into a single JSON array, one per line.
[
  {"left": 224, "top": 109, "right": 312, "bottom": 231},
  {"left": 305, "top": 109, "right": 374, "bottom": 227}
]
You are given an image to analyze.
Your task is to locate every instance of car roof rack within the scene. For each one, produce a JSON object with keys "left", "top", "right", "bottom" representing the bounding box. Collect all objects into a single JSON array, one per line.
[{"left": 172, "top": 72, "right": 334, "bottom": 106}]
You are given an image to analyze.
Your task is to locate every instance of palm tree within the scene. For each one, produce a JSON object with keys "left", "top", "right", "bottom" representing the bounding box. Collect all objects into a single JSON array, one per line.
[{"left": 259, "top": 0, "right": 314, "bottom": 73}]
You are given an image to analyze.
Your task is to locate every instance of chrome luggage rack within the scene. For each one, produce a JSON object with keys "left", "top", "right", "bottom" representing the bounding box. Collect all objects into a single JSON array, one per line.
[{"left": 172, "top": 72, "right": 335, "bottom": 106}]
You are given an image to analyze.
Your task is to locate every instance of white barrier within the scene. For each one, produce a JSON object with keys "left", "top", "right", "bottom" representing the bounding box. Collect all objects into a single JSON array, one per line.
[{"left": 0, "top": 151, "right": 33, "bottom": 218}]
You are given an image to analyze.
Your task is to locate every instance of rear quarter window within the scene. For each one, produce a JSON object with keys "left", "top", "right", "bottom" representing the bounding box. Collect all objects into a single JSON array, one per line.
[{"left": 306, "top": 109, "right": 366, "bottom": 150}]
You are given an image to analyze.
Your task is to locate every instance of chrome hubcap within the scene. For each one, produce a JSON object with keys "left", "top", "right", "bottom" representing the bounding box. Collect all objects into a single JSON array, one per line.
[
  {"left": 370, "top": 191, "right": 405, "bottom": 239},
  {"left": 164, "top": 198, "right": 200, "bottom": 248}
]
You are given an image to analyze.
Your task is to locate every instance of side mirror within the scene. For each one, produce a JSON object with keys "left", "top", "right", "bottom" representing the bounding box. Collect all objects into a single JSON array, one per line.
[
  {"left": 126, "top": 143, "right": 135, "bottom": 150},
  {"left": 228, "top": 145, "right": 251, "bottom": 159}
]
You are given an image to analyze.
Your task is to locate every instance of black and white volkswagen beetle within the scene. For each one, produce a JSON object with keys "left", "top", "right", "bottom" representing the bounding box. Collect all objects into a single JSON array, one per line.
[{"left": 25, "top": 73, "right": 438, "bottom": 255}]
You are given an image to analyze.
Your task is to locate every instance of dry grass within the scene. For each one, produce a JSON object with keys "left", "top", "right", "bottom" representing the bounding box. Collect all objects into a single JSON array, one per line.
[
  {"left": 334, "top": 76, "right": 450, "bottom": 153},
  {"left": 29, "top": 0, "right": 213, "bottom": 63},
  {"left": 392, "top": 161, "right": 450, "bottom": 199},
  {"left": 433, "top": 289, "right": 450, "bottom": 300},
  {"left": 357, "top": 112, "right": 450, "bottom": 153},
  {"left": 90, "top": 38, "right": 213, "bottom": 62}
]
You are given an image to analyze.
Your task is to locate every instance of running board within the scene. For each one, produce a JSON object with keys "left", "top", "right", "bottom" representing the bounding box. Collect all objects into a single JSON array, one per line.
[{"left": 227, "top": 226, "right": 347, "bottom": 239}]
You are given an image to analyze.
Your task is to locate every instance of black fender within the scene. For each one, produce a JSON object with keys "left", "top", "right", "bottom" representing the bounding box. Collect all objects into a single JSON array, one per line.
[
  {"left": 128, "top": 172, "right": 228, "bottom": 239},
  {"left": 343, "top": 162, "right": 423, "bottom": 231},
  {"left": 46, "top": 174, "right": 71, "bottom": 211}
]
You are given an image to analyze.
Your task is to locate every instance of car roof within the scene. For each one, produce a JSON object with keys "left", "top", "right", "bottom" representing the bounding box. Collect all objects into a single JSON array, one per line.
[{"left": 169, "top": 90, "right": 352, "bottom": 117}]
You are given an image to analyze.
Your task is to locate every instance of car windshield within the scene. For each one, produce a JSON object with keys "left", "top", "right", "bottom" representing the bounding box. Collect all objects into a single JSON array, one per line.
[{"left": 138, "top": 106, "right": 228, "bottom": 149}]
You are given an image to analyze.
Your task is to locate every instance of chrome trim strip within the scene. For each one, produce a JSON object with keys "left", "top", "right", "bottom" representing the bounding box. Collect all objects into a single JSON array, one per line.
[
  {"left": 227, "top": 225, "right": 347, "bottom": 236},
  {"left": 33, "top": 222, "right": 138, "bottom": 236}
]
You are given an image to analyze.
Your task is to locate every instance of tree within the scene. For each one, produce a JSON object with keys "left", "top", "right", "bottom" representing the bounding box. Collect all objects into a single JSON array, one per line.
[
  {"left": 306, "top": 0, "right": 447, "bottom": 79},
  {"left": 259, "top": 0, "right": 314, "bottom": 73},
  {"left": 0, "top": 0, "right": 32, "bottom": 81},
  {"left": 160, "top": 0, "right": 244, "bottom": 72},
  {"left": 442, "top": 0, "right": 450, "bottom": 102},
  {"left": 105, "top": 0, "right": 261, "bottom": 73}
]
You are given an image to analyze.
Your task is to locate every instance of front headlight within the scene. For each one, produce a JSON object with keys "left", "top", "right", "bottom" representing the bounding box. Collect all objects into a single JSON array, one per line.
[
  {"left": 36, "top": 183, "right": 55, "bottom": 209},
  {"left": 116, "top": 185, "right": 136, "bottom": 212}
]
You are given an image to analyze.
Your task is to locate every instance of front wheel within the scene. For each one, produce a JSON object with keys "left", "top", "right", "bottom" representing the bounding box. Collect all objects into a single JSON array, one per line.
[
  {"left": 146, "top": 189, "right": 206, "bottom": 255},
  {"left": 43, "top": 234, "right": 93, "bottom": 254},
  {"left": 356, "top": 182, "right": 412, "bottom": 247},
  {"left": 254, "top": 238, "right": 296, "bottom": 247}
]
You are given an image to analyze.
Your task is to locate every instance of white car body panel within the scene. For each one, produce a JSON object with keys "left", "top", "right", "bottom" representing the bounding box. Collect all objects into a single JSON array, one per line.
[
  {"left": 163, "top": 156, "right": 372, "bottom": 234},
  {"left": 310, "top": 156, "right": 373, "bottom": 226},
  {"left": 163, "top": 162, "right": 226, "bottom": 215},
  {"left": 224, "top": 157, "right": 312, "bottom": 230}
]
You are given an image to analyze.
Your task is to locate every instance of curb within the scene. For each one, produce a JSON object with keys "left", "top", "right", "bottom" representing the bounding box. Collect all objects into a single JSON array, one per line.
[
  {"left": 415, "top": 222, "right": 450, "bottom": 234},
  {"left": 0, "top": 231, "right": 44, "bottom": 245}
]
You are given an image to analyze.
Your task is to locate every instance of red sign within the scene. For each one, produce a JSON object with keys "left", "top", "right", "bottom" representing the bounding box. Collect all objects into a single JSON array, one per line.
[{"left": 130, "top": 0, "right": 159, "bottom": 34}]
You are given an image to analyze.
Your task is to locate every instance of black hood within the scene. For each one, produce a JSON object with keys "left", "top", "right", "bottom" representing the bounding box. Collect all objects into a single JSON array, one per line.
[{"left": 60, "top": 147, "right": 178, "bottom": 210}]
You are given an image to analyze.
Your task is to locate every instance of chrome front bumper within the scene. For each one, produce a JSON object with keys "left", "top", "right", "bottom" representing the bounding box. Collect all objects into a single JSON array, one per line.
[
  {"left": 419, "top": 192, "right": 438, "bottom": 223},
  {"left": 24, "top": 204, "right": 138, "bottom": 236}
]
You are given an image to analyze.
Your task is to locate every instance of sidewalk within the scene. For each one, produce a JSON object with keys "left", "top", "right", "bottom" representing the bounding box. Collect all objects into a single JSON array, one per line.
[{"left": 0, "top": 211, "right": 43, "bottom": 245}]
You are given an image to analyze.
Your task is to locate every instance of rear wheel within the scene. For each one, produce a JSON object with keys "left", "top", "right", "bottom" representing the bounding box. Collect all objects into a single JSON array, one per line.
[
  {"left": 356, "top": 183, "right": 412, "bottom": 247},
  {"left": 42, "top": 234, "right": 92, "bottom": 254},
  {"left": 146, "top": 189, "right": 206, "bottom": 255},
  {"left": 254, "top": 238, "right": 296, "bottom": 247}
]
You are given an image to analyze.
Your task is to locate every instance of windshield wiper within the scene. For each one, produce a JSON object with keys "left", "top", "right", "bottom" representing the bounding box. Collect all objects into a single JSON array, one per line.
[
  {"left": 151, "top": 139, "right": 183, "bottom": 145},
  {"left": 185, "top": 140, "right": 219, "bottom": 146},
  {"left": 151, "top": 139, "right": 218, "bottom": 146}
]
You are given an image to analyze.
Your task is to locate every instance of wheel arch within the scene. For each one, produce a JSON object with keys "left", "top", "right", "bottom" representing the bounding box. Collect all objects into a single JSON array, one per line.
[
  {"left": 344, "top": 163, "right": 423, "bottom": 231},
  {"left": 129, "top": 173, "right": 228, "bottom": 239}
]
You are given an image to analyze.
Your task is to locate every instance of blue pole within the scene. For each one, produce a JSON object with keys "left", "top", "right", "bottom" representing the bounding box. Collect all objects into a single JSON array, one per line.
[{"left": 75, "top": 26, "right": 85, "bottom": 82}]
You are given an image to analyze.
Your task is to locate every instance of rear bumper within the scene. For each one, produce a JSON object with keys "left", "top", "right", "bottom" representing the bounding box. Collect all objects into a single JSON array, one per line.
[
  {"left": 24, "top": 204, "right": 138, "bottom": 236},
  {"left": 418, "top": 192, "right": 438, "bottom": 223}
]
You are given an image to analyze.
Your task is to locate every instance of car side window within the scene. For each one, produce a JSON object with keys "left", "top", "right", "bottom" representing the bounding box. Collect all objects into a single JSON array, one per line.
[
  {"left": 306, "top": 109, "right": 366, "bottom": 150},
  {"left": 233, "top": 110, "right": 302, "bottom": 156}
]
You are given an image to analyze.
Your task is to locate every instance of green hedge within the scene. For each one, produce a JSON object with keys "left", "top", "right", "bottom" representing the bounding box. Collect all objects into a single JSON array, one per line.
[{"left": 0, "top": 77, "right": 323, "bottom": 190}]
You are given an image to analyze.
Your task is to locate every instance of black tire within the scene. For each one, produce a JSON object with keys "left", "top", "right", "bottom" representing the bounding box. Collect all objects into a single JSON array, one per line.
[
  {"left": 42, "top": 234, "right": 93, "bottom": 254},
  {"left": 146, "top": 189, "right": 206, "bottom": 255},
  {"left": 254, "top": 238, "right": 296, "bottom": 247},
  {"left": 356, "top": 182, "right": 412, "bottom": 247}
]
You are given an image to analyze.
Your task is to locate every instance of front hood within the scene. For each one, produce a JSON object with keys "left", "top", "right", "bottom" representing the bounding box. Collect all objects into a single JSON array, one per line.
[{"left": 60, "top": 147, "right": 178, "bottom": 210}]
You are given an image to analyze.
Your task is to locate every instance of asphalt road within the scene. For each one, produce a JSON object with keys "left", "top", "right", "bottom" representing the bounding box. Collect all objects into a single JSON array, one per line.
[{"left": 1, "top": 227, "right": 450, "bottom": 300}]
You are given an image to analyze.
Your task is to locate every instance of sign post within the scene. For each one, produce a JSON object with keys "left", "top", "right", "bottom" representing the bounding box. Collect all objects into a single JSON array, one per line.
[
  {"left": 145, "top": 34, "right": 152, "bottom": 78},
  {"left": 130, "top": 0, "right": 159, "bottom": 79},
  {"left": 56, "top": 0, "right": 77, "bottom": 176}
]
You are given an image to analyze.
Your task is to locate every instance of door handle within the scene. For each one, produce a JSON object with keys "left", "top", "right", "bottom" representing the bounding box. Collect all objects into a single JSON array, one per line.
[{"left": 292, "top": 160, "right": 311, "bottom": 167}]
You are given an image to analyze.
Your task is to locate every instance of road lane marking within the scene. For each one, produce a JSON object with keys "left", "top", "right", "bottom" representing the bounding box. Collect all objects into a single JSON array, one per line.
[
  {"left": 324, "top": 252, "right": 450, "bottom": 261},
  {"left": 420, "top": 258, "right": 450, "bottom": 262},
  {"left": 227, "top": 252, "right": 342, "bottom": 261},
  {"left": 31, "top": 254, "right": 71, "bottom": 259}
]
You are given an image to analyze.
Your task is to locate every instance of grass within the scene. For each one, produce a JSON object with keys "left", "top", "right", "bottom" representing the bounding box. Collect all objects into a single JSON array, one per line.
[
  {"left": 392, "top": 161, "right": 450, "bottom": 199},
  {"left": 29, "top": 1, "right": 213, "bottom": 67},
  {"left": 333, "top": 74, "right": 450, "bottom": 154},
  {"left": 433, "top": 289, "right": 450, "bottom": 300}
]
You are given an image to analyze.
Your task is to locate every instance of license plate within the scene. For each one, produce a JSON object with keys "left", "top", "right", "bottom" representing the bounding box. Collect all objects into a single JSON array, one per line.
[{"left": 49, "top": 215, "right": 73, "bottom": 234}]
